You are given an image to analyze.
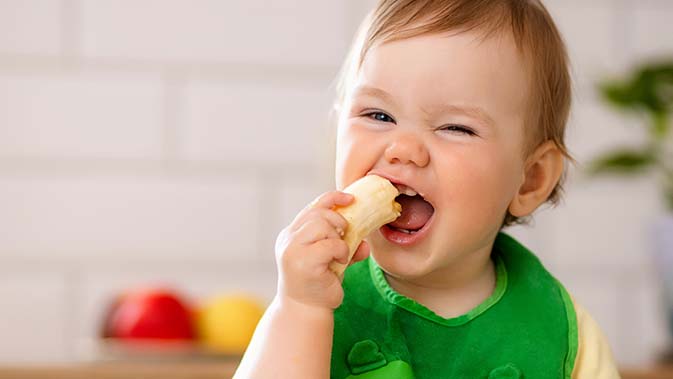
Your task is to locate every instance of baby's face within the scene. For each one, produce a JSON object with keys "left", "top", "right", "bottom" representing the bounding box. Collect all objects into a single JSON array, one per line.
[{"left": 335, "top": 31, "right": 530, "bottom": 280}]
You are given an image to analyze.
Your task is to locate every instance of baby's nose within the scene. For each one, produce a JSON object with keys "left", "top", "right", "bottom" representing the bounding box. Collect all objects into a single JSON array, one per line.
[{"left": 383, "top": 133, "right": 429, "bottom": 167}]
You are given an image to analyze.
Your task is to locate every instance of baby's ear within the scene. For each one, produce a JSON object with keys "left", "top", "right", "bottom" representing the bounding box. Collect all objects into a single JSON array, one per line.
[{"left": 508, "top": 140, "right": 564, "bottom": 218}]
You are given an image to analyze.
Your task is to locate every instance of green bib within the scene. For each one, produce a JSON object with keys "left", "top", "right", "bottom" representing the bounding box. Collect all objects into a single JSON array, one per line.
[{"left": 331, "top": 232, "right": 578, "bottom": 379}]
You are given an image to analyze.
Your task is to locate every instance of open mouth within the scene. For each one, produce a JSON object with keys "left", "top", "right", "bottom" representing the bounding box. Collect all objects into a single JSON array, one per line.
[{"left": 385, "top": 183, "right": 435, "bottom": 235}]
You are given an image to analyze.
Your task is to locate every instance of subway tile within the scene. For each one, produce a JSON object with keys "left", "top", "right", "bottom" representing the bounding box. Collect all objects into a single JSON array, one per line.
[
  {"left": 275, "top": 179, "right": 327, "bottom": 235},
  {"left": 344, "top": 0, "right": 377, "bottom": 43},
  {"left": 0, "top": 272, "right": 68, "bottom": 362},
  {"left": 267, "top": 178, "right": 327, "bottom": 256},
  {"left": 0, "top": 72, "right": 164, "bottom": 159},
  {"left": 566, "top": 93, "right": 649, "bottom": 164},
  {"left": 346, "top": 0, "right": 377, "bottom": 21},
  {"left": 543, "top": 0, "right": 623, "bottom": 90},
  {"left": 80, "top": 0, "right": 349, "bottom": 66},
  {"left": 0, "top": 172, "right": 261, "bottom": 261},
  {"left": 503, "top": 205, "right": 561, "bottom": 268},
  {"left": 617, "top": 273, "right": 670, "bottom": 366},
  {"left": 551, "top": 175, "right": 663, "bottom": 268},
  {"left": 0, "top": 0, "right": 61, "bottom": 55},
  {"left": 632, "top": 2, "right": 673, "bottom": 62},
  {"left": 179, "top": 80, "right": 335, "bottom": 165},
  {"left": 246, "top": 173, "right": 328, "bottom": 264}
]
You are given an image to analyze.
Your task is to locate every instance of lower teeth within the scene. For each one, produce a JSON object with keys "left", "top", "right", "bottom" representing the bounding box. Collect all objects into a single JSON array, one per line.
[{"left": 394, "top": 227, "right": 416, "bottom": 234}]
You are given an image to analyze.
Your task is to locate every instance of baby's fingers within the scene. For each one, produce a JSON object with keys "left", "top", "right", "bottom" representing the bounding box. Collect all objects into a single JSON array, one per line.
[
  {"left": 312, "top": 238, "right": 350, "bottom": 266},
  {"left": 310, "top": 191, "right": 354, "bottom": 210},
  {"left": 283, "top": 238, "right": 349, "bottom": 276},
  {"left": 291, "top": 191, "right": 350, "bottom": 227},
  {"left": 291, "top": 207, "right": 348, "bottom": 235},
  {"left": 294, "top": 218, "right": 341, "bottom": 245}
]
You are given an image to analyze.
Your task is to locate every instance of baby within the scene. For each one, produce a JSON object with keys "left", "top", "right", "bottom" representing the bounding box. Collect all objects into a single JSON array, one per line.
[{"left": 235, "top": 0, "right": 620, "bottom": 378}]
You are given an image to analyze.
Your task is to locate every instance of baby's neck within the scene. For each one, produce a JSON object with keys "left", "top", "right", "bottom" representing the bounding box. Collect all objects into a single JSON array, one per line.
[{"left": 384, "top": 248, "right": 497, "bottom": 319}]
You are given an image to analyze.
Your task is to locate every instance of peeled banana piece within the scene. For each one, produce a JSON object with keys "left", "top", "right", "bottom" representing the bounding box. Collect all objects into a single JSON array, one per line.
[{"left": 329, "top": 175, "right": 402, "bottom": 277}]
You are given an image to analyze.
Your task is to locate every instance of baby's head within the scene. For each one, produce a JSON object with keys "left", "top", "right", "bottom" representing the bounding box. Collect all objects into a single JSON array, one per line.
[
  {"left": 335, "top": 0, "right": 572, "bottom": 226},
  {"left": 332, "top": 0, "right": 572, "bottom": 276}
]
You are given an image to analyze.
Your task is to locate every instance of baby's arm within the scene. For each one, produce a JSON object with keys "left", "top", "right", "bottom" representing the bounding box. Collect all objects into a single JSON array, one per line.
[
  {"left": 233, "top": 191, "right": 356, "bottom": 379},
  {"left": 234, "top": 295, "right": 335, "bottom": 378},
  {"left": 234, "top": 176, "right": 399, "bottom": 378}
]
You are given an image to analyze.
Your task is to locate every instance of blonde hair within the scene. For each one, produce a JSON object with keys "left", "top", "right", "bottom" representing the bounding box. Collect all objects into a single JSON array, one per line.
[{"left": 334, "top": 0, "right": 573, "bottom": 227}]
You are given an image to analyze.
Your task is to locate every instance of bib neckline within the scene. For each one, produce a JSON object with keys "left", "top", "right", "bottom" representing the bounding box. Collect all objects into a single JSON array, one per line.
[{"left": 368, "top": 246, "right": 508, "bottom": 327}]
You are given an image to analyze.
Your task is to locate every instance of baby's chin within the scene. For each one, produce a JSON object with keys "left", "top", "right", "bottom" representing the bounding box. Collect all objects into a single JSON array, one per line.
[
  {"left": 368, "top": 237, "right": 434, "bottom": 279},
  {"left": 368, "top": 232, "right": 474, "bottom": 282}
]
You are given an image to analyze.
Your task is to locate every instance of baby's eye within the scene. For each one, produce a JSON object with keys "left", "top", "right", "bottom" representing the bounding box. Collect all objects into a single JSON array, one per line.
[
  {"left": 438, "top": 124, "right": 477, "bottom": 136},
  {"left": 364, "top": 111, "right": 395, "bottom": 124}
]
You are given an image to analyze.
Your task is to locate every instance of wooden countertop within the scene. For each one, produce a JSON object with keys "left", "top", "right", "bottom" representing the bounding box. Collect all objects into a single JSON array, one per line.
[
  {"left": 620, "top": 366, "right": 673, "bottom": 379},
  {"left": 0, "top": 362, "right": 671, "bottom": 379},
  {"left": 0, "top": 361, "right": 239, "bottom": 379}
]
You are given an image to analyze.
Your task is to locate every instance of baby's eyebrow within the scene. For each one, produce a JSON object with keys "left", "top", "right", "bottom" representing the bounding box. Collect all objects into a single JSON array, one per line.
[
  {"left": 351, "top": 85, "right": 397, "bottom": 106},
  {"left": 427, "top": 103, "right": 496, "bottom": 127}
]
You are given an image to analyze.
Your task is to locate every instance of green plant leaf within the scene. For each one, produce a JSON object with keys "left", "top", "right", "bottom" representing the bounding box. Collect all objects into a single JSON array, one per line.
[
  {"left": 599, "top": 81, "right": 641, "bottom": 109},
  {"left": 652, "top": 110, "right": 670, "bottom": 139},
  {"left": 666, "top": 187, "right": 673, "bottom": 212},
  {"left": 587, "top": 149, "right": 655, "bottom": 175},
  {"left": 664, "top": 169, "right": 673, "bottom": 212},
  {"left": 599, "top": 62, "right": 673, "bottom": 116}
]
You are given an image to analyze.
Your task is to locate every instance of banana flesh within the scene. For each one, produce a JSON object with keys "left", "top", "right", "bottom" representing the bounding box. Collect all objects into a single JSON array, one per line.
[{"left": 329, "top": 175, "right": 402, "bottom": 277}]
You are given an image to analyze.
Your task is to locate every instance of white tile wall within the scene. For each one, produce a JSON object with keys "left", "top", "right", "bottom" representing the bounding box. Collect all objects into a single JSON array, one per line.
[
  {"left": 79, "top": 0, "right": 350, "bottom": 66},
  {"left": 0, "top": 0, "right": 671, "bottom": 368},
  {"left": 274, "top": 178, "right": 327, "bottom": 239},
  {"left": 505, "top": 204, "right": 561, "bottom": 267},
  {"left": 0, "top": 0, "right": 61, "bottom": 56},
  {"left": 566, "top": 91, "right": 649, "bottom": 163},
  {"left": 543, "top": 0, "right": 622, "bottom": 91},
  {"left": 344, "top": 0, "right": 378, "bottom": 42},
  {"left": 632, "top": 1, "right": 673, "bottom": 62},
  {"left": 552, "top": 175, "right": 663, "bottom": 268},
  {"left": 619, "top": 271, "right": 670, "bottom": 365},
  {"left": 0, "top": 271, "right": 68, "bottom": 363},
  {"left": 0, "top": 72, "right": 164, "bottom": 159},
  {"left": 179, "top": 79, "right": 334, "bottom": 165},
  {"left": 0, "top": 172, "right": 261, "bottom": 261}
]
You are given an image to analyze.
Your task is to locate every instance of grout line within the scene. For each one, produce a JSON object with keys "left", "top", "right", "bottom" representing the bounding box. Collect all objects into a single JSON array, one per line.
[
  {"left": 549, "top": 263, "right": 658, "bottom": 283},
  {"left": 253, "top": 167, "right": 323, "bottom": 261},
  {"left": 160, "top": 74, "right": 186, "bottom": 163},
  {"left": 0, "top": 155, "right": 318, "bottom": 178},
  {"left": 255, "top": 170, "right": 278, "bottom": 261},
  {"left": 343, "top": 0, "right": 365, "bottom": 49},
  {"left": 62, "top": 270, "right": 81, "bottom": 361},
  {"left": 614, "top": 0, "right": 634, "bottom": 68},
  {"left": 614, "top": 270, "right": 633, "bottom": 361},
  {"left": 60, "top": 0, "right": 81, "bottom": 60},
  {"left": 0, "top": 53, "right": 340, "bottom": 85},
  {"left": 0, "top": 257, "right": 277, "bottom": 273}
]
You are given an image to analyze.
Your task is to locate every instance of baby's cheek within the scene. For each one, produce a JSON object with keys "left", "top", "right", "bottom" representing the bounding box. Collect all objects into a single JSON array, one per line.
[
  {"left": 457, "top": 161, "right": 514, "bottom": 219},
  {"left": 335, "top": 128, "right": 374, "bottom": 188}
]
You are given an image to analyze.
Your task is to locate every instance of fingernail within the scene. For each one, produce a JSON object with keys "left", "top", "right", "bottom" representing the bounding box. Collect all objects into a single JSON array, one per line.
[{"left": 337, "top": 227, "right": 345, "bottom": 236}]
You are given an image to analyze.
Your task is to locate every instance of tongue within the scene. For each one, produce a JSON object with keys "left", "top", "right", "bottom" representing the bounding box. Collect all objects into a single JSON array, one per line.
[{"left": 389, "top": 195, "right": 434, "bottom": 230}]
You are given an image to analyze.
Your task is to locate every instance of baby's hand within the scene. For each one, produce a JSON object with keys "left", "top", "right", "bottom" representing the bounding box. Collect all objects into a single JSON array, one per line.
[{"left": 274, "top": 191, "right": 367, "bottom": 310}]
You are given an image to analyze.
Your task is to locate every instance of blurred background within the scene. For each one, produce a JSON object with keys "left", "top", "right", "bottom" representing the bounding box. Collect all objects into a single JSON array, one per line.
[{"left": 0, "top": 0, "right": 672, "bottom": 375}]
